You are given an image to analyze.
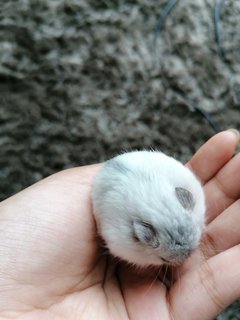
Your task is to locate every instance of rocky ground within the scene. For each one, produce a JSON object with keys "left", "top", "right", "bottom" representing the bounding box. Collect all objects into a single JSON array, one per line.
[{"left": 0, "top": 0, "right": 240, "bottom": 317}]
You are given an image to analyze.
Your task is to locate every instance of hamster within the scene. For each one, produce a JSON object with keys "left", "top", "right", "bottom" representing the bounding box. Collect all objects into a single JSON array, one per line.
[{"left": 92, "top": 151, "right": 205, "bottom": 267}]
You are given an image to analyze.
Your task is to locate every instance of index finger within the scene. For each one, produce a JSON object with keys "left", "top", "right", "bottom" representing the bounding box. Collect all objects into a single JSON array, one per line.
[{"left": 187, "top": 130, "right": 239, "bottom": 184}]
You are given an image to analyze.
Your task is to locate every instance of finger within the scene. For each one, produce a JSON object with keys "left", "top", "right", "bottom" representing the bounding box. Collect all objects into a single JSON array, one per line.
[
  {"left": 187, "top": 130, "right": 239, "bottom": 184},
  {"left": 118, "top": 264, "right": 170, "bottom": 320},
  {"left": 201, "top": 199, "right": 240, "bottom": 259},
  {"left": 170, "top": 245, "right": 240, "bottom": 320},
  {"left": 204, "top": 152, "right": 240, "bottom": 222}
]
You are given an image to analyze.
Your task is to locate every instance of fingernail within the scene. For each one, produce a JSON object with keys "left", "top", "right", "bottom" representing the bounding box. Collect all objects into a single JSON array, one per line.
[{"left": 227, "top": 128, "right": 240, "bottom": 141}]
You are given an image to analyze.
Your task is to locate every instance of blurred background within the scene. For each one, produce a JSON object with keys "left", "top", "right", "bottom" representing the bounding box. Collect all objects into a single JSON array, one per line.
[{"left": 0, "top": 1, "right": 240, "bottom": 317}]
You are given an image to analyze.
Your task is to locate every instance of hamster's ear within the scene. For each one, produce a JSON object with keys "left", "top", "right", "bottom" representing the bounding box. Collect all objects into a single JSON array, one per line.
[
  {"left": 175, "top": 187, "right": 195, "bottom": 210},
  {"left": 133, "top": 220, "right": 159, "bottom": 248}
]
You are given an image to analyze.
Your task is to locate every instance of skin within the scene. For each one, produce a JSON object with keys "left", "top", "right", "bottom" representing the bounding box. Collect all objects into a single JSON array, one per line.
[{"left": 0, "top": 130, "right": 240, "bottom": 320}]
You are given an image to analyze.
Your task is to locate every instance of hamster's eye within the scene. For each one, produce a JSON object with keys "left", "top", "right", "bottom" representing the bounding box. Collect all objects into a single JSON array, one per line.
[
  {"left": 175, "top": 187, "right": 195, "bottom": 210},
  {"left": 132, "top": 220, "right": 159, "bottom": 248}
]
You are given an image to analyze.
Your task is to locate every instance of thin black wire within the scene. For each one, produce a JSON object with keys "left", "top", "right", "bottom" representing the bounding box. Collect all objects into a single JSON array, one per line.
[
  {"left": 153, "top": 0, "right": 221, "bottom": 133},
  {"left": 187, "top": 99, "right": 221, "bottom": 133},
  {"left": 214, "top": 0, "right": 225, "bottom": 61},
  {"left": 153, "top": 0, "right": 179, "bottom": 48}
]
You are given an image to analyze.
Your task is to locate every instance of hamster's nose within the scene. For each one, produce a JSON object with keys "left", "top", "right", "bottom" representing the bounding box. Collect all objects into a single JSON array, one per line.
[
  {"left": 175, "top": 240, "right": 184, "bottom": 246},
  {"left": 173, "top": 238, "right": 188, "bottom": 248}
]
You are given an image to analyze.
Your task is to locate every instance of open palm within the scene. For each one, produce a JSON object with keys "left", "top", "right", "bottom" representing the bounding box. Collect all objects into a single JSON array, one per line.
[{"left": 0, "top": 131, "right": 239, "bottom": 320}]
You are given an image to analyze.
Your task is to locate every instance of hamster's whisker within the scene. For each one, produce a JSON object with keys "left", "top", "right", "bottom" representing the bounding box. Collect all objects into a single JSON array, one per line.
[
  {"left": 161, "top": 265, "right": 169, "bottom": 288},
  {"left": 143, "top": 266, "right": 164, "bottom": 297},
  {"left": 167, "top": 266, "right": 173, "bottom": 289},
  {"left": 171, "top": 266, "right": 176, "bottom": 288},
  {"left": 176, "top": 268, "right": 183, "bottom": 297},
  {"left": 167, "top": 303, "right": 177, "bottom": 320}
]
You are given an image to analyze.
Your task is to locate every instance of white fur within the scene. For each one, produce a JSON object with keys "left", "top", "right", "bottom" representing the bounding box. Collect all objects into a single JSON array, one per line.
[{"left": 92, "top": 151, "right": 205, "bottom": 267}]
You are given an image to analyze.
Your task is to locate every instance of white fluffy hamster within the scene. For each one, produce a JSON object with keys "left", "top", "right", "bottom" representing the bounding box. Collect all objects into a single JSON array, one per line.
[{"left": 92, "top": 151, "right": 205, "bottom": 267}]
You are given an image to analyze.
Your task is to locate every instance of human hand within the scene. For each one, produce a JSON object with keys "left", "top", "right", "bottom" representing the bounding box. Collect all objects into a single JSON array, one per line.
[{"left": 0, "top": 130, "right": 239, "bottom": 320}]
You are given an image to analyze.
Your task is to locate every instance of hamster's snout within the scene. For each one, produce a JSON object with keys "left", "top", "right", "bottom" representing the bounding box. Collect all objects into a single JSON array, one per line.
[
  {"left": 161, "top": 249, "right": 192, "bottom": 265},
  {"left": 163, "top": 228, "right": 200, "bottom": 264},
  {"left": 159, "top": 239, "right": 193, "bottom": 264},
  {"left": 132, "top": 218, "right": 198, "bottom": 264}
]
